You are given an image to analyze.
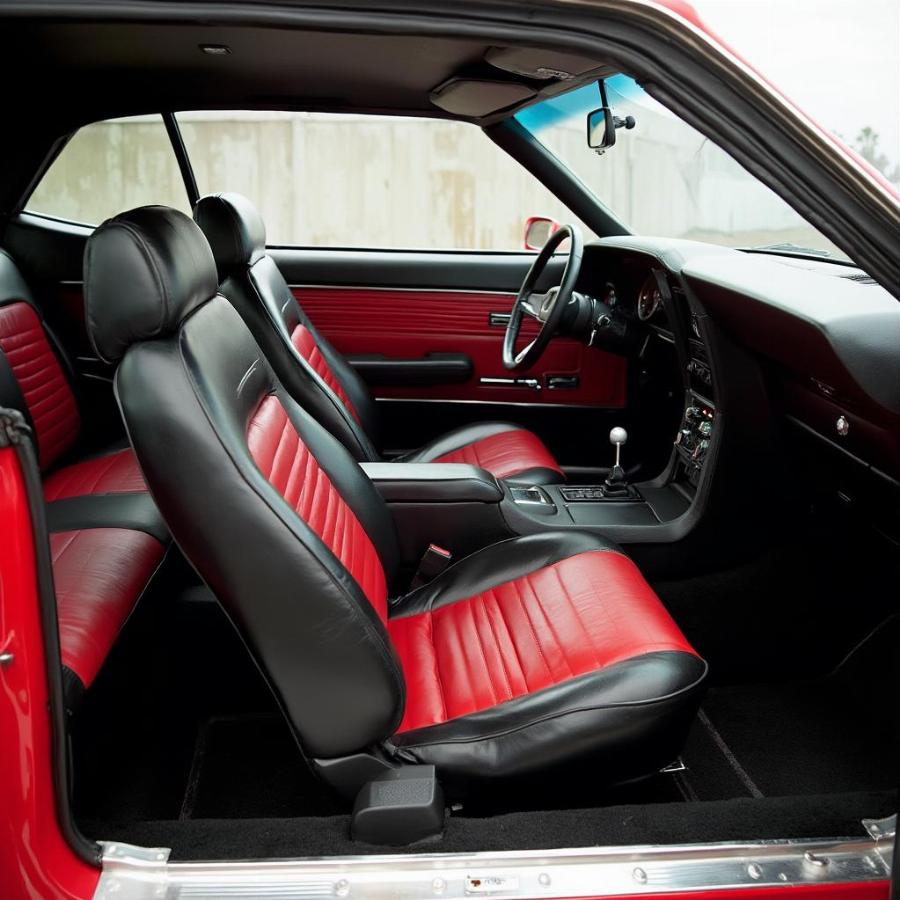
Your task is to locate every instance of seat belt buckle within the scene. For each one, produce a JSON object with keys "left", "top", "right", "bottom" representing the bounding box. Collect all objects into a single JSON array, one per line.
[{"left": 409, "top": 543, "right": 452, "bottom": 590}]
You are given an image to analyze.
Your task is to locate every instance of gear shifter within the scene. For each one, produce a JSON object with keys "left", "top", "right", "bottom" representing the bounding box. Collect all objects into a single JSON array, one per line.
[{"left": 603, "top": 426, "right": 630, "bottom": 496}]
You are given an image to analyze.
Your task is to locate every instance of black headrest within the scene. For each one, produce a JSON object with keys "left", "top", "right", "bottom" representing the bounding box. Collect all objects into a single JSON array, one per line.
[
  {"left": 85, "top": 206, "right": 218, "bottom": 364},
  {"left": 193, "top": 192, "right": 267, "bottom": 280}
]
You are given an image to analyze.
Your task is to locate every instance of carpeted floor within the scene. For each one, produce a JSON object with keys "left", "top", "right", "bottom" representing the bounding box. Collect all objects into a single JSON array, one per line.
[
  {"left": 679, "top": 615, "right": 899, "bottom": 801},
  {"left": 82, "top": 789, "right": 897, "bottom": 860}
]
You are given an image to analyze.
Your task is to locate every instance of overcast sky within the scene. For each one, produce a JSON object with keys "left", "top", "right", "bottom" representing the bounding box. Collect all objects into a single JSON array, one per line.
[{"left": 690, "top": 0, "right": 900, "bottom": 170}]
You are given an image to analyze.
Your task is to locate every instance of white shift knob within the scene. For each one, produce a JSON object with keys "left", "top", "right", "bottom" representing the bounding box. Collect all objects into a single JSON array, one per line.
[{"left": 609, "top": 426, "right": 628, "bottom": 446}]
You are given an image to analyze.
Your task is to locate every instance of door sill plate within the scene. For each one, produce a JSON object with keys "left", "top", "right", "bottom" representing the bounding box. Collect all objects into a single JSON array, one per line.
[{"left": 95, "top": 829, "right": 895, "bottom": 899}]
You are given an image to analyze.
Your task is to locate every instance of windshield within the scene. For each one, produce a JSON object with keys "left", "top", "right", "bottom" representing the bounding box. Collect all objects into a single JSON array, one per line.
[{"left": 515, "top": 75, "right": 850, "bottom": 262}]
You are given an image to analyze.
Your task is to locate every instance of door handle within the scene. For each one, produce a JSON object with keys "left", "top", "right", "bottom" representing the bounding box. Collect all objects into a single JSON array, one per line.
[
  {"left": 480, "top": 376, "right": 542, "bottom": 391},
  {"left": 488, "top": 312, "right": 511, "bottom": 328}
]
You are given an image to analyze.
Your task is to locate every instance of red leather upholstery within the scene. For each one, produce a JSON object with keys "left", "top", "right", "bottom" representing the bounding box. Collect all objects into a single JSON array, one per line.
[
  {"left": 431, "top": 427, "right": 563, "bottom": 481},
  {"left": 43, "top": 447, "right": 147, "bottom": 501},
  {"left": 0, "top": 252, "right": 167, "bottom": 703},
  {"left": 0, "top": 301, "right": 80, "bottom": 468},
  {"left": 50, "top": 528, "right": 164, "bottom": 688},
  {"left": 290, "top": 323, "right": 360, "bottom": 423},
  {"left": 247, "top": 393, "right": 387, "bottom": 619},
  {"left": 389, "top": 550, "right": 697, "bottom": 733}
]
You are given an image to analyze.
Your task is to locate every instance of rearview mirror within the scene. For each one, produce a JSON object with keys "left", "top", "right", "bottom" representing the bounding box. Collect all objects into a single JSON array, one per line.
[
  {"left": 523, "top": 216, "right": 561, "bottom": 251},
  {"left": 587, "top": 107, "right": 616, "bottom": 151}
]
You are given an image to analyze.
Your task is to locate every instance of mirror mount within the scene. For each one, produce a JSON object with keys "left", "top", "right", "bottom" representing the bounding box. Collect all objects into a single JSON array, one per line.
[{"left": 586, "top": 80, "right": 636, "bottom": 155}]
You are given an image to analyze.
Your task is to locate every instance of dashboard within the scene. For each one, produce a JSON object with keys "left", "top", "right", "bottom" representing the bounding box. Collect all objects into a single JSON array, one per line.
[{"left": 577, "top": 235, "right": 900, "bottom": 492}]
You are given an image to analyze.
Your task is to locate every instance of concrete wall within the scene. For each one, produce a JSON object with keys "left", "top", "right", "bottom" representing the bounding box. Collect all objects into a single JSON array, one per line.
[{"left": 28, "top": 110, "right": 835, "bottom": 254}]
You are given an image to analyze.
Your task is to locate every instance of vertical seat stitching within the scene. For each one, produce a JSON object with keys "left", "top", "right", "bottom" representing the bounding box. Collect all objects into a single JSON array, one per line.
[{"left": 479, "top": 591, "right": 514, "bottom": 701}]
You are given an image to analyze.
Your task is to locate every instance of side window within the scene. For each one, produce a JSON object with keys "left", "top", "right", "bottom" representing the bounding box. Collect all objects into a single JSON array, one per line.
[
  {"left": 176, "top": 111, "right": 594, "bottom": 250},
  {"left": 26, "top": 115, "right": 191, "bottom": 225}
]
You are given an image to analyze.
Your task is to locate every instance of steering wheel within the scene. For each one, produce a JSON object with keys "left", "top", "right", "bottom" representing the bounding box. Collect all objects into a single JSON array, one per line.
[{"left": 503, "top": 224, "right": 584, "bottom": 371}]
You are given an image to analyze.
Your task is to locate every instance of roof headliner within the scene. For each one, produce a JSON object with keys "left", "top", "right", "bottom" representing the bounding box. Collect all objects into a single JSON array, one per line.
[{"left": 1, "top": 21, "right": 609, "bottom": 126}]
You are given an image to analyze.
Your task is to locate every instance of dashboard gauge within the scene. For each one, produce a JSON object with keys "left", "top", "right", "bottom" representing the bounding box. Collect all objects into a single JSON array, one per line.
[
  {"left": 603, "top": 282, "right": 617, "bottom": 308},
  {"left": 637, "top": 278, "right": 661, "bottom": 321}
]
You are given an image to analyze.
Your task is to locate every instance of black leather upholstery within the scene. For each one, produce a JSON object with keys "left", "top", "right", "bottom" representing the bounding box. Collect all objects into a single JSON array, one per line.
[
  {"left": 193, "top": 191, "right": 266, "bottom": 280},
  {"left": 192, "top": 193, "right": 564, "bottom": 484},
  {"left": 88, "top": 209, "right": 404, "bottom": 759},
  {"left": 86, "top": 205, "right": 219, "bottom": 364},
  {"left": 85, "top": 206, "right": 705, "bottom": 797}
]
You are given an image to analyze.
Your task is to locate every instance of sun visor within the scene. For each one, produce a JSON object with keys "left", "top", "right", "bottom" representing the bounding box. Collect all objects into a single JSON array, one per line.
[
  {"left": 429, "top": 78, "right": 536, "bottom": 116},
  {"left": 484, "top": 46, "right": 606, "bottom": 81}
]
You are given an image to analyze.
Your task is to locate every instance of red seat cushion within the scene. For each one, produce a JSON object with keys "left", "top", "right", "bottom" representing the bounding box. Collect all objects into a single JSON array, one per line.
[
  {"left": 389, "top": 549, "right": 697, "bottom": 733},
  {"left": 0, "top": 301, "right": 80, "bottom": 468},
  {"left": 432, "top": 427, "right": 562, "bottom": 480},
  {"left": 51, "top": 528, "right": 164, "bottom": 687},
  {"left": 43, "top": 447, "right": 148, "bottom": 502}
]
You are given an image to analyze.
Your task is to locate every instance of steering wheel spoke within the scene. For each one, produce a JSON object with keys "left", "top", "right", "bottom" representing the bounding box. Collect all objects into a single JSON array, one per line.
[
  {"left": 503, "top": 225, "right": 583, "bottom": 371},
  {"left": 514, "top": 340, "right": 537, "bottom": 367}
]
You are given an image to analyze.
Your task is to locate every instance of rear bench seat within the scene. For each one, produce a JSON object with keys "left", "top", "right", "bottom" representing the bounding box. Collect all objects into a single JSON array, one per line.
[{"left": 0, "top": 249, "right": 168, "bottom": 705}]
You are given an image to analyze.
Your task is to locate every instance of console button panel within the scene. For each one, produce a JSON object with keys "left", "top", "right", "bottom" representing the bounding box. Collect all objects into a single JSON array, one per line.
[{"left": 675, "top": 394, "right": 716, "bottom": 469}]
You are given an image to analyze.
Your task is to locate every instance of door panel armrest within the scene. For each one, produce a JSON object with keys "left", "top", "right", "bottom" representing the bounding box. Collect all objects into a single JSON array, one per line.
[{"left": 346, "top": 353, "right": 472, "bottom": 386}]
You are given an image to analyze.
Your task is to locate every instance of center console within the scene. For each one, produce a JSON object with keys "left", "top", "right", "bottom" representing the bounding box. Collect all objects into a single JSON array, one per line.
[{"left": 504, "top": 394, "right": 718, "bottom": 544}]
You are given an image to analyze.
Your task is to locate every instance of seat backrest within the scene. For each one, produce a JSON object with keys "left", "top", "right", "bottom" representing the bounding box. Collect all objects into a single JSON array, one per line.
[
  {"left": 0, "top": 250, "right": 81, "bottom": 469},
  {"left": 85, "top": 206, "right": 404, "bottom": 761},
  {"left": 193, "top": 193, "right": 381, "bottom": 463}
]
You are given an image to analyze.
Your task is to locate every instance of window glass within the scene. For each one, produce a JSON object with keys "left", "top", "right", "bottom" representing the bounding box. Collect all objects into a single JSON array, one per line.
[
  {"left": 27, "top": 114, "right": 191, "bottom": 225},
  {"left": 176, "top": 111, "right": 594, "bottom": 250}
]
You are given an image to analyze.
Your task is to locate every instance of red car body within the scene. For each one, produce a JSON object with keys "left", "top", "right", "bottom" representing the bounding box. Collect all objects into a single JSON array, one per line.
[{"left": 0, "top": 0, "right": 895, "bottom": 897}]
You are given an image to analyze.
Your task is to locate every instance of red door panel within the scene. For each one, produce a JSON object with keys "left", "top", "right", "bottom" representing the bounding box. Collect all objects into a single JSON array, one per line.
[{"left": 293, "top": 287, "right": 627, "bottom": 408}]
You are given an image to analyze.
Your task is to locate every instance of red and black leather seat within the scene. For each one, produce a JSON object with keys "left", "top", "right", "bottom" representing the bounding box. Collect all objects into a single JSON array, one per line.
[
  {"left": 0, "top": 248, "right": 167, "bottom": 704},
  {"left": 193, "top": 193, "right": 564, "bottom": 485},
  {"left": 85, "top": 206, "right": 705, "bottom": 794}
]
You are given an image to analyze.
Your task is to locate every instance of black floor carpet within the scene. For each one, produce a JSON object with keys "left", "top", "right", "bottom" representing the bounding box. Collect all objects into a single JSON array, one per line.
[
  {"left": 82, "top": 789, "right": 897, "bottom": 860},
  {"left": 180, "top": 715, "right": 342, "bottom": 819},
  {"left": 653, "top": 522, "right": 900, "bottom": 684},
  {"left": 680, "top": 616, "right": 899, "bottom": 801}
]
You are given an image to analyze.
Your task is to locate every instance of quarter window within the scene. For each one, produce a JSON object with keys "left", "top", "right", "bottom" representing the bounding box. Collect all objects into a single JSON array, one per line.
[{"left": 26, "top": 114, "right": 191, "bottom": 225}]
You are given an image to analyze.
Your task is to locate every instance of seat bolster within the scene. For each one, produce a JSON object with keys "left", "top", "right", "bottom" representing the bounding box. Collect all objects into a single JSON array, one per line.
[
  {"left": 390, "top": 651, "right": 707, "bottom": 783},
  {"left": 391, "top": 530, "right": 618, "bottom": 618}
]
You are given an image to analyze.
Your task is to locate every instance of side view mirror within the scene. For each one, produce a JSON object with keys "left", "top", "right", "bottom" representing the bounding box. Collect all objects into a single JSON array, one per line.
[
  {"left": 523, "top": 215, "right": 561, "bottom": 251},
  {"left": 587, "top": 107, "right": 617, "bottom": 151}
]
